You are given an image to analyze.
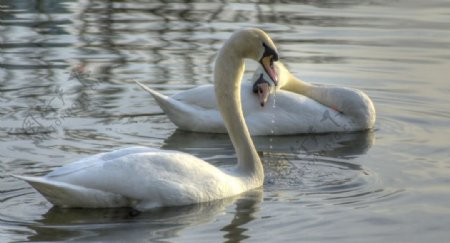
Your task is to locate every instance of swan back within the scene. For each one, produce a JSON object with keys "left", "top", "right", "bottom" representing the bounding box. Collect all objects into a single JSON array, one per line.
[{"left": 17, "top": 147, "right": 247, "bottom": 209}]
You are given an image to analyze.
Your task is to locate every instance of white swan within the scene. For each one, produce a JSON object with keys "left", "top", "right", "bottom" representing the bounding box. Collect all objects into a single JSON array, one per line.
[
  {"left": 13, "top": 28, "right": 279, "bottom": 211},
  {"left": 138, "top": 61, "right": 375, "bottom": 135},
  {"left": 253, "top": 61, "right": 376, "bottom": 133}
]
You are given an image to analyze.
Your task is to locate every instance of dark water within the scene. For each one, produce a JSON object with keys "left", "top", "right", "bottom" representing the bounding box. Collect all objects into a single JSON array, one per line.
[{"left": 1, "top": 0, "right": 450, "bottom": 242}]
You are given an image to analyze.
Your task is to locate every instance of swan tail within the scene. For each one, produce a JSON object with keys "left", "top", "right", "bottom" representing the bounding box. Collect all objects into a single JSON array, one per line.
[
  {"left": 13, "top": 175, "right": 131, "bottom": 208},
  {"left": 135, "top": 81, "right": 203, "bottom": 131},
  {"left": 135, "top": 81, "right": 184, "bottom": 113},
  {"left": 135, "top": 81, "right": 169, "bottom": 104}
]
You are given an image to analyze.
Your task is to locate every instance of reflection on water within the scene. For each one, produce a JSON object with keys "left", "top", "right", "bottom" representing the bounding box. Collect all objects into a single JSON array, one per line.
[
  {"left": 164, "top": 129, "right": 374, "bottom": 157},
  {"left": 164, "top": 129, "right": 375, "bottom": 188},
  {"left": 24, "top": 189, "right": 262, "bottom": 242},
  {"left": 1, "top": 0, "right": 450, "bottom": 242}
]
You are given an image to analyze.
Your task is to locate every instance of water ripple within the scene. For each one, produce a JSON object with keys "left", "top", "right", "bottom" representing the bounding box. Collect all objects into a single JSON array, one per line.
[{"left": 263, "top": 153, "right": 399, "bottom": 209}]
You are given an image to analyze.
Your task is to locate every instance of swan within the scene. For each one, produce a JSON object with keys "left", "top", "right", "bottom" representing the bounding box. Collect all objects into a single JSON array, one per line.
[
  {"left": 13, "top": 28, "right": 279, "bottom": 211},
  {"left": 252, "top": 61, "right": 376, "bottom": 133},
  {"left": 138, "top": 61, "right": 375, "bottom": 135}
]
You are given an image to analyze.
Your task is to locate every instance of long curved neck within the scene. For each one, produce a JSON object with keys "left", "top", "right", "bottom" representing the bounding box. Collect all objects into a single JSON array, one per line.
[
  {"left": 282, "top": 70, "right": 376, "bottom": 125},
  {"left": 280, "top": 70, "right": 312, "bottom": 96},
  {"left": 282, "top": 71, "right": 347, "bottom": 112},
  {"left": 214, "top": 42, "right": 263, "bottom": 182}
]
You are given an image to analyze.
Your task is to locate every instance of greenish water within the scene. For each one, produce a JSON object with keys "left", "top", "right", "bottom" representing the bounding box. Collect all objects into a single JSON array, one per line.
[{"left": 1, "top": 0, "right": 450, "bottom": 242}]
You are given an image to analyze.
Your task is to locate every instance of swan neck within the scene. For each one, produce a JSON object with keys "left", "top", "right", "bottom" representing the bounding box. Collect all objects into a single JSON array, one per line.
[
  {"left": 281, "top": 67, "right": 375, "bottom": 128},
  {"left": 287, "top": 75, "right": 340, "bottom": 111},
  {"left": 288, "top": 74, "right": 371, "bottom": 118},
  {"left": 283, "top": 72, "right": 312, "bottom": 95},
  {"left": 214, "top": 44, "right": 263, "bottom": 181},
  {"left": 283, "top": 71, "right": 334, "bottom": 106}
]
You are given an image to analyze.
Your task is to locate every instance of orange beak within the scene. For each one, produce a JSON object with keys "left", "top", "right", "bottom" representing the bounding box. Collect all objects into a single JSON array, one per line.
[{"left": 260, "top": 56, "right": 278, "bottom": 86}]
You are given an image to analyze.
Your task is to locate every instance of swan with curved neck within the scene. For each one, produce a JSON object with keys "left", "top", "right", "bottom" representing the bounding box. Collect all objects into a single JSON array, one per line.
[
  {"left": 253, "top": 61, "right": 376, "bottom": 131},
  {"left": 138, "top": 60, "right": 375, "bottom": 135},
  {"left": 14, "top": 28, "right": 279, "bottom": 210}
]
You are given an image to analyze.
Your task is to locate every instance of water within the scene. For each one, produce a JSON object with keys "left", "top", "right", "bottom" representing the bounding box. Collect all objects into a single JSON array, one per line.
[{"left": 1, "top": 0, "right": 450, "bottom": 242}]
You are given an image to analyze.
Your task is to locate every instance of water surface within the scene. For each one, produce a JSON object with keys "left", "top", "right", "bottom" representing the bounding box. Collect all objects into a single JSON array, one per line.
[{"left": 1, "top": 0, "right": 450, "bottom": 242}]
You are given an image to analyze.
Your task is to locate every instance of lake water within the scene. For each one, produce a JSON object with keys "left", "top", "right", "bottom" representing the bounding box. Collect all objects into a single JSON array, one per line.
[{"left": 1, "top": 0, "right": 450, "bottom": 242}]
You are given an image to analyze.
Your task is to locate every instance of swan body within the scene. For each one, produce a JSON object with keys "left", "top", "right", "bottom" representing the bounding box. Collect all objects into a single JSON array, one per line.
[
  {"left": 138, "top": 62, "right": 375, "bottom": 135},
  {"left": 14, "top": 28, "right": 279, "bottom": 210},
  {"left": 137, "top": 81, "right": 274, "bottom": 134},
  {"left": 14, "top": 147, "right": 247, "bottom": 209}
]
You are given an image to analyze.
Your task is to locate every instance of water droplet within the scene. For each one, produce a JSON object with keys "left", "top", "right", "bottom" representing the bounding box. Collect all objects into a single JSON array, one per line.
[
  {"left": 272, "top": 89, "right": 277, "bottom": 108},
  {"left": 268, "top": 89, "right": 277, "bottom": 162}
]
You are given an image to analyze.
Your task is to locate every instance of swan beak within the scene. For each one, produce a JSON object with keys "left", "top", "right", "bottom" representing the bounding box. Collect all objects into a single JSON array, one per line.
[
  {"left": 260, "top": 56, "right": 278, "bottom": 86},
  {"left": 257, "top": 83, "right": 271, "bottom": 107}
]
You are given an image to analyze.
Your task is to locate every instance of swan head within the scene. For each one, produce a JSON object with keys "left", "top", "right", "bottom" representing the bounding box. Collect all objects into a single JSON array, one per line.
[
  {"left": 252, "top": 62, "right": 289, "bottom": 106},
  {"left": 252, "top": 73, "right": 271, "bottom": 106},
  {"left": 228, "top": 28, "right": 279, "bottom": 85}
]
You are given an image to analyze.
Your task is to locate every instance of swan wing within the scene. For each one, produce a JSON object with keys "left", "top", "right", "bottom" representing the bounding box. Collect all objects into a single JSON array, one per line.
[
  {"left": 244, "top": 90, "right": 355, "bottom": 135},
  {"left": 172, "top": 84, "right": 217, "bottom": 109},
  {"left": 174, "top": 83, "right": 257, "bottom": 110}
]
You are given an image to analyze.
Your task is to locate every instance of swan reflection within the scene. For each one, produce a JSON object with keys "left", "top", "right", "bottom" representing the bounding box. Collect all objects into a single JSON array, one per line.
[
  {"left": 163, "top": 129, "right": 374, "bottom": 158},
  {"left": 164, "top": 129, "right": 375, "bottom": 190},
  {"left": 27, "top": 189, "right": 262, "bottom": 242}
]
